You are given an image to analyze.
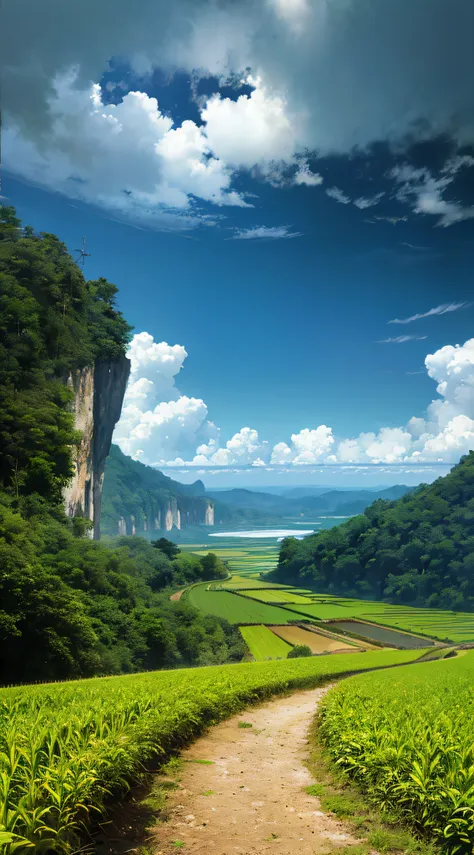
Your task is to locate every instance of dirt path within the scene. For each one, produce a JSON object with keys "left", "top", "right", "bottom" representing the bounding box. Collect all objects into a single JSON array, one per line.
[
  {"left": 169, "top": 589, "right": 184, "bottom": 601},
  {"left": 152, "top": 686, "right": 362, "bottom": 855}
]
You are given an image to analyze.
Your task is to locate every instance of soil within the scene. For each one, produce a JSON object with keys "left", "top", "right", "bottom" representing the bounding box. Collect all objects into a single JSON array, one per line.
[
  {"left": 169, "top": 590, "right": 184, "bottom": 601},
  {"left": 151, "top": 686, "right": 363, "bottom": 855}
]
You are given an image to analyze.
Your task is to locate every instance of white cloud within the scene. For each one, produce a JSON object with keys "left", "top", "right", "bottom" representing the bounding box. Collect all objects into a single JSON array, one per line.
[
  {"left": 378, "top": 335, "right": 427, "bottom": 343},
  {"left": 114, "top": 332, "right": 218, "bottom": 463},
  {"left": 391, "top": 159, "right": 474, "bottom": 227},
  {"left": 389, "top": 302, "right": 470, "bottom": 325},
  {"left": 3, "top": 73, "right": 252, "bottom": 230},
  {"left": 5, "top": 0, "right": 474, "bottom": 231},
  {"left": 4, "top": 0, "right": 474, "bottom": 235},
  {"left": 230, "top": 225, "right": 302, "bottom": 240},
  {"left": 201, "top": 76, "right": 297, "bottom": 170},
  {"left": 333, "top": 338, "right": 474, "bottom": 464},
  {"left": 353, "top": 193, "right": 384, "bottom": 209},
  {"left": 294, "top": 160, "right": 323, "bottom": 186},
  {"left": 326, "top": 186, "right": 351, "bottom": 204},
  {"left": 119, "top": 331, "right": 474, "bottom": 471},
  {"left": 270, "top": 427, "right": 334, "bottom": 465}
]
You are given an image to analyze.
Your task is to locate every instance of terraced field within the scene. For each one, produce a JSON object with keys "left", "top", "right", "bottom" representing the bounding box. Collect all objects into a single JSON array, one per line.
[
  {"left": 185, "top": 584, "right": 292, "bottom": 624},
  {"left": 269, "top": 625, "right": 357, "bottom": 653},
  {"left": 240, "top": 589, "right": 315, "bottom": 604},
  {"left": 181, "top": 535, "right": 474, "bottom": 647},
  {"left": 239, "top": 625, "right": 292, "bottom": 659},
  {"left": 327, "top": 619, "right": 433, "bottom": 649}
]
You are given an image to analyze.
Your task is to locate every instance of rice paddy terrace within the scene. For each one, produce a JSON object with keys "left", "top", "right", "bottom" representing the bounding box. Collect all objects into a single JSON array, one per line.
[{"left": 180, "top": 536, "right": 474, "bottom": 660}]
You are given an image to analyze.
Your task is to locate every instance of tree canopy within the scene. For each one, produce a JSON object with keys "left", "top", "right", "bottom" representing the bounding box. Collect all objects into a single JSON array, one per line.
[
  {"left": 0, "top": 207, "right": 245, "bottom": 684},
  {"left": 270, "top": 452, "right": 474, "bottom": 612}
]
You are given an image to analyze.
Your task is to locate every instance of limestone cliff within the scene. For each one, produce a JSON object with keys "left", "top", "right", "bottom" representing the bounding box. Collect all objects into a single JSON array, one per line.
[
  {"left": 63, "top": 357, "right": 130, "bottom": 539},
  {"left": 101, "top": 444, "right": 215, "bottom": 537}
]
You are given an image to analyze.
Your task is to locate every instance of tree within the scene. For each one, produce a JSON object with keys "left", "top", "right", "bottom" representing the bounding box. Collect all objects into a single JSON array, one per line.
[
  {"left": 287, "top": 644, "right": 312, "bottom": 659},
  {"left": 152, "top": 537, "right": 181, "bottom": 559}
]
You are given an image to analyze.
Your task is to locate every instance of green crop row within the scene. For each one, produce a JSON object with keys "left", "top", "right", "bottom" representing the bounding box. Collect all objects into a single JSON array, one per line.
[
  {"left": 0, "top": 649, "right": 424, "bottom": 853},
  {"left": 319, "top": 651, "right": 474, "bottom": 853}
]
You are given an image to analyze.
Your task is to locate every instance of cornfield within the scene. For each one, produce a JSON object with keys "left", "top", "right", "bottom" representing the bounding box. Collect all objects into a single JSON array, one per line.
[
  {"left": 0, "top": 649, "right": 420, "bottom": 853},
  {"left": 319, "top": 651, "right": 474, "bottom": 853}
]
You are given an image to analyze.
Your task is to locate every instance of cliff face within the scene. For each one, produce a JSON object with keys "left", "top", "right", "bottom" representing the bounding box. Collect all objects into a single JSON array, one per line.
[
  {"left": 63, "top": 357, "right": 130, "bottom": 538},
  {"left": 101, "top": 444, "right": 215, "bottom": 537}
]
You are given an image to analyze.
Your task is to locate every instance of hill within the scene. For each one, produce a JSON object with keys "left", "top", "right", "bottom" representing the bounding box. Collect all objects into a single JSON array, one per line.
[
  {"left": 101, "top": 446, "right": 279, "bottom": 537},
  {"left": 209, "top": 484, "right": 412, "bottom": 518},
  {"left": 270, "top": 453, "right": 474, "bottom": 611},
  {"left": 0, "top": 206, "right": 245, "bottom": 682}
]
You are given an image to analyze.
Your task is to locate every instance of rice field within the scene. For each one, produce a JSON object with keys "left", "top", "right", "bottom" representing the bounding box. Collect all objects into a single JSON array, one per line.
[
  {"left": 269, "top": 625, "right": 356, "bottom": 653},
  {"left": 239, "top": 589, "right": 316, "bottom": 604},
  {"left": 185, "top": 584, "right": 292, "bottom": 624},
  {"left": 239, "top": 625, "right": 292, "bottom": 660},
  {"left": 220, "top": 575, "right": 287, "bottom": 590},
  {"left": 326, "top": 619, "right": 434, "bottom": 649}
]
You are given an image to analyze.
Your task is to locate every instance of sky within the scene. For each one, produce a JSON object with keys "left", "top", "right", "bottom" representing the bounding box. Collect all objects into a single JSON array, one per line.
[{"left": 3, "top": 0, "right": 474, "bottom": 488}]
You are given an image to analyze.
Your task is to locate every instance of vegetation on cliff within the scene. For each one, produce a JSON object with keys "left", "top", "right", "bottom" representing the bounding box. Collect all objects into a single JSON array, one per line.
[
  {"left": 0, "top": 207, "right": 244, "bottom": 683},
  {"left": 271, "top": 452, "right": 474, "bottom": 611},
  {"left": 101, "top": 443, "right": 277, "bottom": 536}
]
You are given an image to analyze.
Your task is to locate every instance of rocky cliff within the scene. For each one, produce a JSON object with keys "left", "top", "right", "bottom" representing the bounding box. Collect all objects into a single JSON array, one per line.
[
  {"left": 63, "top": 357, "right": 130, "bottom": 539},
  {"left": 101, "top": 444, "right": 215, "bottom": 537}
]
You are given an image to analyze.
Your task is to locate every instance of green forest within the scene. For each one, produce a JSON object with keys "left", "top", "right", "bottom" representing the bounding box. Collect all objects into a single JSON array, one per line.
[
  {"left": 272, "top": 452, "right": 474, "bottom": 611},
  {"left": 0, "top": 207, "right": 244, "bottom": 683}
]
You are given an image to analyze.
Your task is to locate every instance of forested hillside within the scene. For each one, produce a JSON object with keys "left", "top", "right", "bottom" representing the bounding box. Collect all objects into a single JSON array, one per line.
[
  {"left": 101, "top": 444, "right": 268, "bottom": 537},
  {"left": 271, "top": 453, "right": 474, "bottom": 611},
  {"left": 0, "top": 207, "right": 244, "bottom": 683}
]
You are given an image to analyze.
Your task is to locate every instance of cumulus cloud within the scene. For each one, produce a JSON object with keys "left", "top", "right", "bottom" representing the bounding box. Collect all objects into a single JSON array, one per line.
[
  {"left": 389, "top": 302, "right": 470, "bottom": 325},
  {"left": 118, "top": 332, "right": 474, "bottom": 471},
  {"left": 5, "top": 0, "right": 474, "bottom": 228},
  {"left": 270, "top": 427, "right": 334, "bottom": 465},
  {"left": 325, "top": 186, "right": 351, "bottom": 204},
  {"left": 3, "top": 73, "right": 252, "bottom": 230},
  {"left": 114, "top": 332, "right": 219, "bottom": 463},
  {"left": 201, "top": 76, "right": 297, "bottom": 170},
  {"left": 229, "top": 225, "right": 302, "bottom": 240},
  {"left": 294, "top": 160, "right": 323, "bottom": 186}
]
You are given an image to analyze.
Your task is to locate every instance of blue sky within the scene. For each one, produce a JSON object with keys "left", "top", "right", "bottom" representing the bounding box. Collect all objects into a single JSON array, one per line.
[{"left": 3, "top": 0, "right": 474, "bottom": 487}]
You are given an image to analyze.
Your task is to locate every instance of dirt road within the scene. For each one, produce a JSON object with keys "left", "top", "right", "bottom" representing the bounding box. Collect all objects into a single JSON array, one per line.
[{"left": 152, "top": 685, "right": 362, "bottom": 855}]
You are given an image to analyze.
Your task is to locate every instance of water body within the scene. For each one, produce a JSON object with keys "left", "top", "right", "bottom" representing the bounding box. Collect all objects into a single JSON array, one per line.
[
  {"left": 328, "top": 620, "right": 433, "bottom": 649},
  {"left": 209, "top": 529, "right": 315, "bottom": 540}
]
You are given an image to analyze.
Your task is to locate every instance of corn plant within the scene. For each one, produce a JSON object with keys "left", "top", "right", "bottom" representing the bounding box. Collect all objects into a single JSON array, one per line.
[
  {"left": 0, "top": 648, "right": 421, "bottom": 853},
  {"left": 319, "top": 652, "right": 474, "bottom": 853}
]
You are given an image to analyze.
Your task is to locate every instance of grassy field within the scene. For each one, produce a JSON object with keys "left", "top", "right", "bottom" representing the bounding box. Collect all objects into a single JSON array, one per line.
[
  {"left": 319, "top": 651, "right": 474, "bottom": 852},
  {"left": 240, "top": 588, "right": 316, "bottom": 604},
  {"left": 220, "top": 575, "right": 287, "bottom": 590},
  {"left": 269, "top": 625, "right": 356, "bottom": 653},
  {"left": 239, "top": 625, "right": 292, "bottom": 659},
  {"left": 185, "top": 583, "right": 292, "bottom": 624},
  {"left": 0, "top": 649, "right": 426, "bottom": 853},
  {"left": 272, "top": 595, "right": 474, "bottom": 643}
]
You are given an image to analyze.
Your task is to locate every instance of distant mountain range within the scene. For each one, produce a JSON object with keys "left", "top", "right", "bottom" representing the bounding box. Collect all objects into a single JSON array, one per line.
[
  {"left": 101, "top": 445, "right": 413, "bottom": 537},
  {"left": 206, "top": 485, "right": 413, "bottom": 518}
]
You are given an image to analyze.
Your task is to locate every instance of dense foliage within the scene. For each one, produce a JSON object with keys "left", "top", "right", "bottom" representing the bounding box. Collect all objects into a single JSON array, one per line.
[
  {"left": 0, "top": 205, "right": 132, "bottom": 502},
  {"left": 101, "top": 444, "right": 211, "bottom": 537},
  {"left": 271, "top": 453, "right": 474, "bottom": 611},
  {"left": 0, "top": 207, "right": 244, "bottom": 683},
  {"left": 102, "top": 444, "right": 273, "bottom": 538},
  {"left": 0, "top": 649, "right": 422, "bottom": 853},
  {"left": 319, "top": 652, "right": 474, "bottom": 853}
]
